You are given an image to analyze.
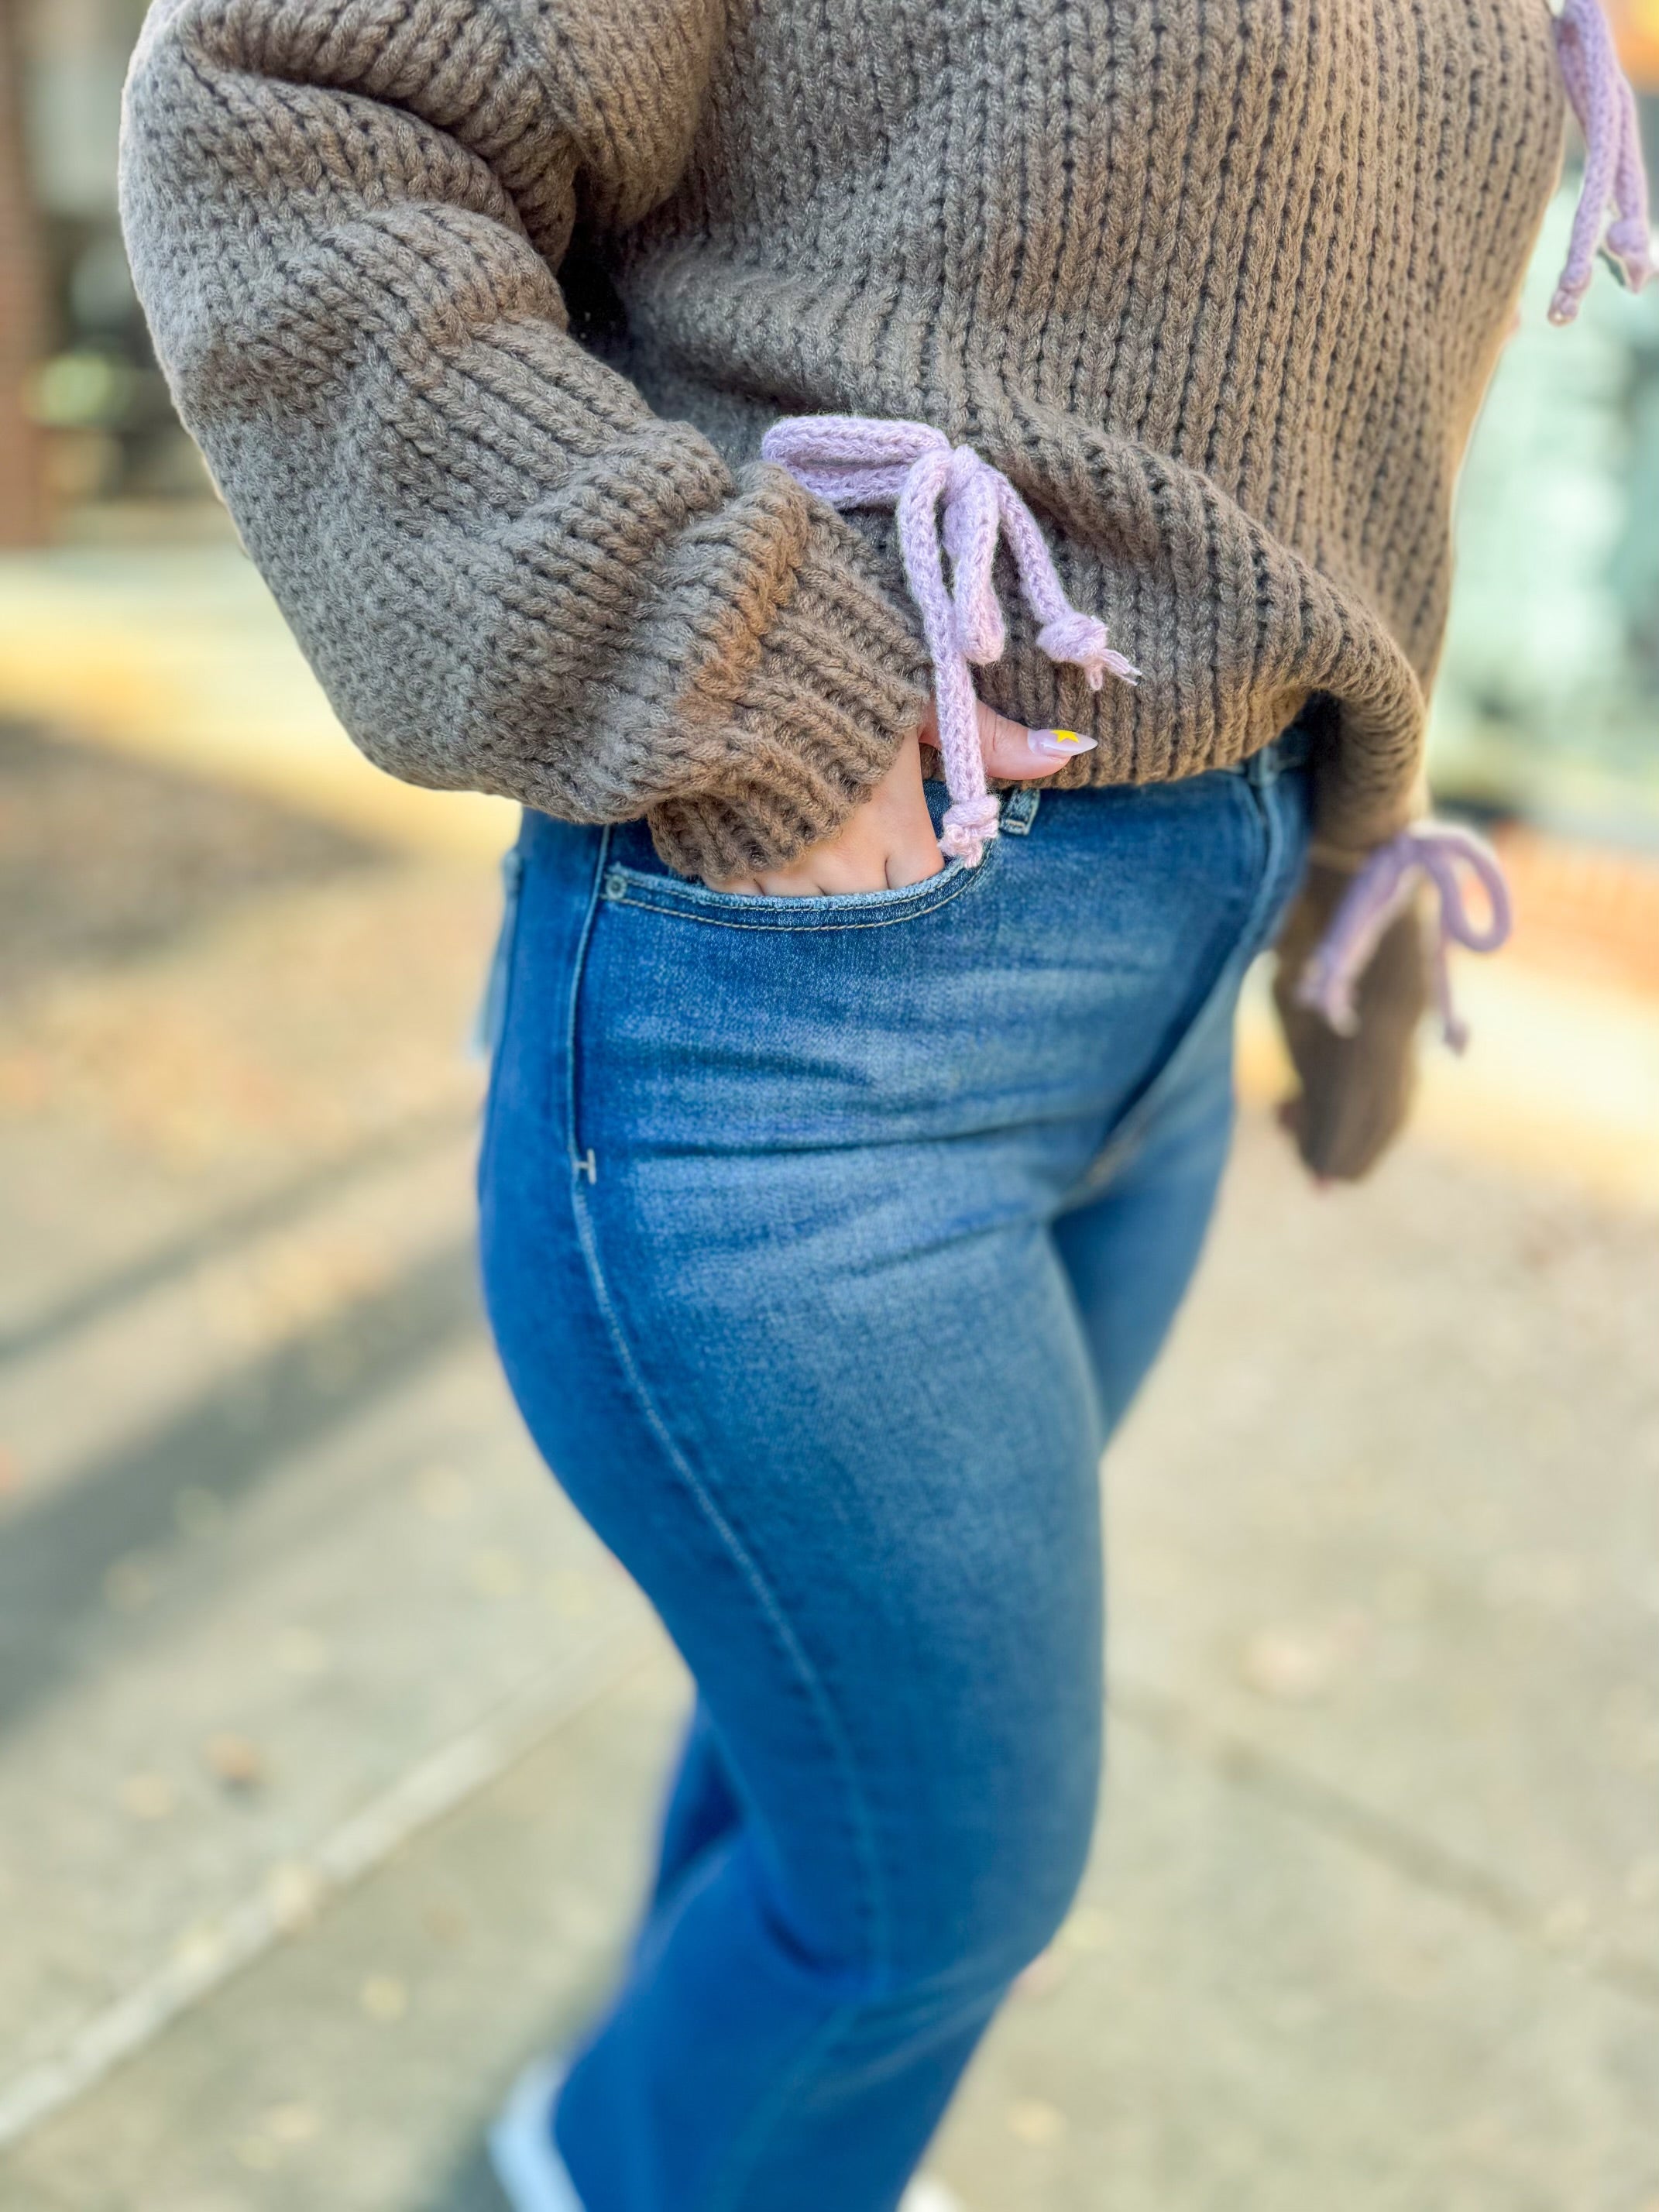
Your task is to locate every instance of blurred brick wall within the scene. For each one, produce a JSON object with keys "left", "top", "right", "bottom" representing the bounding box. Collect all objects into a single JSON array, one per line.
[{"left": 0, "top": 0, "right": 47, "bottom": 547}]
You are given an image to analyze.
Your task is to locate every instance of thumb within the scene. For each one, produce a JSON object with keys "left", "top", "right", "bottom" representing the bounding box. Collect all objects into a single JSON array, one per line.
[{"left": 972, "top": 699, "right": 1096, "bottom": 781}]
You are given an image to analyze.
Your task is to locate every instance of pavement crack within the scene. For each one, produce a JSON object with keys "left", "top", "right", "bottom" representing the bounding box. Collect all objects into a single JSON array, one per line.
[
  {"left": 0, "top": 1623, "right": 661, "bottom": 2155},
  {"left": 1110, "top": 1675, "right": 1659, "bottom": 2013},
  {"left": 0, "top": 1238, "right": 485, "bottom": 1742}
]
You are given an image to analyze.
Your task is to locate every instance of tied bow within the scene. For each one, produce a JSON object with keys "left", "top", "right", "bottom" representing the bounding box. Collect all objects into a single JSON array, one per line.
[
  {"left": 1297, "top": 824, "right": 1514, "bottom": 1055},
  {"left": 762, "top": 416, "right": 1137, "bottom": 864}
]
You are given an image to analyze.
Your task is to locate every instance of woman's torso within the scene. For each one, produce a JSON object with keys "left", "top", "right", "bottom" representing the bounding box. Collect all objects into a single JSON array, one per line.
[{"left": 579, "top": 0, "right": 1564, "bottom": 834}]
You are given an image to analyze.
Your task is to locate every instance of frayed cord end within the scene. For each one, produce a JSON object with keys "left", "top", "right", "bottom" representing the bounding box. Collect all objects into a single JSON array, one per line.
[{"left": 1035, "top": 613, "right": 1140, "bottom": 690}]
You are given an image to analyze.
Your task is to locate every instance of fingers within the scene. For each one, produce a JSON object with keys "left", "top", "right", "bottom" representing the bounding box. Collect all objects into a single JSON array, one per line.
[
  {"left": 705, "top": 727, "right": 942, "bottom": 896},
  {"left": 742, "top": 835, "right": 941, "bottom": 896},
  {"left": 702, "top": 699, "right": 1095, "bottom": 899},
  {"left": 975, "top": 700, "right": 1097, "bottom": 781},
  {"left": 881, "top": 838, "right": 948, "bottom": 889},
  {"left": 919, "top": 699, "right": 1099, "bottom": 782}
]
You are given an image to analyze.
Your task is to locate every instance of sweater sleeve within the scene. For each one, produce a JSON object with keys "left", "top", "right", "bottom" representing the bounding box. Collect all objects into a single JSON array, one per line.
[
  {"left": 118, "top": 0, "right": 930, "bottom": 878},
  {"left": 1270, "top": 860, "right": 1430, "bottom": 1180}
]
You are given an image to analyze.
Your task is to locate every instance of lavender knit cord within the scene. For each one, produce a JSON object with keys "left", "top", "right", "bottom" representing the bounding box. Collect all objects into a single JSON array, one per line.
[
  {"left": 1295, "top": 826, "right": 1513, "bottom": 1055},
  {"left": 767, "top": 27, "right": 1650, "bottom": 1019},
  {"left": 1550, "top": 0, "right": 1654, "bottom": 323},
  {"left": 1289, "top": 0, "right": 1643, "bottom": 1046},
  {"left": 761, "top": 417, "right": 1138, "bottom": 864}
]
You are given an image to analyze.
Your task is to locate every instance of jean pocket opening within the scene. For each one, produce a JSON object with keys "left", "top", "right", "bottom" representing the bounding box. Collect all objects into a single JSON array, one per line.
[{"left": 596, "top": 847, "right": 994, "bottom": 931}]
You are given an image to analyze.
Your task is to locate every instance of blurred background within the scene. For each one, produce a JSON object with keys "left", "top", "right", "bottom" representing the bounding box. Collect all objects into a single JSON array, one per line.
[{"left": 0, "top": 5, "right": 1656, "bottom": 2208}]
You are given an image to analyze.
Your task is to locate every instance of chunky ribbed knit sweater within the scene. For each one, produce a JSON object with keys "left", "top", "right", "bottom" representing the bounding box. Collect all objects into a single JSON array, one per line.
[{"left": 120, "top": 0, "right": 1567, "bottom": 891}]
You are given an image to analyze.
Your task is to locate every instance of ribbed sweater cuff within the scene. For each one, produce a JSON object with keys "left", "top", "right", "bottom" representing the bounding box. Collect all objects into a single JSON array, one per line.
[{"left": 647, "top": 514, "right": 931, "bottom": 881}]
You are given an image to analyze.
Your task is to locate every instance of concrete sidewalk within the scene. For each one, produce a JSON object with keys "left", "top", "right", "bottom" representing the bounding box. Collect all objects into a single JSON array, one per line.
[
  {"left": 3, "top": 1087, "right": 1654, "bottom": 2211},
  {"left": 1, "top": 538, "right": 1655, "bottom": 2210}
]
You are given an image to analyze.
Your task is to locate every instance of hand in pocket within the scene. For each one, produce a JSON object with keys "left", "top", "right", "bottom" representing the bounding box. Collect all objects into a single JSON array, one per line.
[{"left": 706, "top": 704, "right": 1093, "bottom": 896}]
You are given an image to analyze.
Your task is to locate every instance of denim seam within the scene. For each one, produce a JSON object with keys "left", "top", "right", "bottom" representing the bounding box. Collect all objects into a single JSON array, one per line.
[
  {"left": 563, "top": 834, "right": 891, "bottom": 1987},
  {"left": 559, "top": 842, "right": 884, "bottom": 1966},
  {"left": 561, "top": 829, "right": 613, "bottom": 1170},
  {"left": 699, "top": 2001, "right": 869, "bottom": 2212},
  {"left": 560, "top": 891, "right": 894, "bottom": 2028},
  {"left": 599, "top": 852, "right": 992, "bottom": 933},
  {"left": 567, "top": 1186, "right": 894, "bottom": 2059},
  {"left": 476, "top": 840, "right": 528, "bottom": 1195},
  {"left": 1237, "top": 751, "right": 1306, "bottom": 953},
  {"left": 1079, "top": 760, "right": 1305, "bottom": 1194},
  {"left": 704, "top": 1967, "right": 1006, "bottom": 2212}
]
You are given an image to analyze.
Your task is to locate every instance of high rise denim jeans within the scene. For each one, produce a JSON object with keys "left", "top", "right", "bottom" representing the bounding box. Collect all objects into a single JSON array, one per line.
[{"left": 478, "top": 730, "right": 1313, "bottom": 2212}]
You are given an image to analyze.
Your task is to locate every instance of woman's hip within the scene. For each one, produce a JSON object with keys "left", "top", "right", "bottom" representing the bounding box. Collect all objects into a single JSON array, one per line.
[{"left": 487, "top": 726, "right": 1311, "bottom": 1201}]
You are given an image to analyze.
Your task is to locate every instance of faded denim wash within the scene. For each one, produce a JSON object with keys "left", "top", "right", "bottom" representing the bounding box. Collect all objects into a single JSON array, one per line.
[{"left": 478, "top": 730, "right": 1313, "bottom": 2212}]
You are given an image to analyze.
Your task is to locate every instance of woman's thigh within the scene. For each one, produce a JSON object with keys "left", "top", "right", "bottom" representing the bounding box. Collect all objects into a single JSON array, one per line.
[
  {"left": 478, "top": 763, "right": 1297, "bottom": 1977},
  {"left": 1054, "top": 987, "right": 1239, "bottom": 1431},
  {"left": 481, "top": 838, "right": 1108, "bottom": 1982},
  {"left": 1053, "top": 745, "right": 1311, "bottom": 1427}
]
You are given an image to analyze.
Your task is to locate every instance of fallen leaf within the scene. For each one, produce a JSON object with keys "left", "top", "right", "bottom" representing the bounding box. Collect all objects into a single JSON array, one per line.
[{"left": 202, "top": 1732, "right": 266, "bottom": 1791}]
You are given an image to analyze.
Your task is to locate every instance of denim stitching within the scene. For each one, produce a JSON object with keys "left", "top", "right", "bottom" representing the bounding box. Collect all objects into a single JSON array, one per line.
[
  {"left": 699, "top": 2003, "right": 868, "bottom": 2212},
  {"left": 476, "top": 839, "right": 528, "bottom": 1196},
  {"left": 561, "top": 830, "right": 613, "bottom": 1173},
  {"left": 599, "top": 850, "right": 995, "bottom": 933},
  {"left": 560, "top": 875, "right": 894, "bottom": 2011},
  {"left": 541, "top": 864, "right": 889, "bottom": 2197},
  {"left": 567, "top": 1189, "right": 893, "bottom": 1989}
]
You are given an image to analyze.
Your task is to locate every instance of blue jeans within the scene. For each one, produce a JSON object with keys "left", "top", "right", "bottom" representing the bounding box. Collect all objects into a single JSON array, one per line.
[{"left": 478, "top": 734, "right": 1312, "bottom": 2212}]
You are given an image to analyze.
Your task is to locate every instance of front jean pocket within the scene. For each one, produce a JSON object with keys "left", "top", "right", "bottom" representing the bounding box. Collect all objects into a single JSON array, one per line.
[{"left": 596, "top": 847, "right": 993, "bottom": 932}]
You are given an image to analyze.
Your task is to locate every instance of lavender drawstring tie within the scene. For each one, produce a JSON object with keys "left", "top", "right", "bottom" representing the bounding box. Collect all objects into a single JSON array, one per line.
[
  {"left": 1296, "top": 825, "right": 1513, "bottom": 1055},
  {"left": 761, "top": 416, "right": 1138, "bottom": 864},
  {"left": 1292, "top": 0, "right": 1644, "bottom": 1045},
  {"left": 766, "top": 11, "right": 1650, "bottom": 1011},
  {"left": 1550, "top": 0, "right": 1654, "bottom": 323}
]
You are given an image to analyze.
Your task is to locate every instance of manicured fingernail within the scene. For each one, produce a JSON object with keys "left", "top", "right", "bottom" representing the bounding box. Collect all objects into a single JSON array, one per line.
[{"left": 1029, "top": 728, "right": 1098, "bottom": 760}]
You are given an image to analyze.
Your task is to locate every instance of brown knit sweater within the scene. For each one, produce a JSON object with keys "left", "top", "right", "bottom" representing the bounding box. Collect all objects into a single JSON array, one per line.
[{"left": 118, "top": 0, "right": 1565, "bottom": 1161}]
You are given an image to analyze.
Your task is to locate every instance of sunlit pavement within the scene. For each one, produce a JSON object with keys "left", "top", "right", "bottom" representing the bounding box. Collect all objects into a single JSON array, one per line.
[{"left": 1, "top": 538, "right": 1655, "bottom": 2210}]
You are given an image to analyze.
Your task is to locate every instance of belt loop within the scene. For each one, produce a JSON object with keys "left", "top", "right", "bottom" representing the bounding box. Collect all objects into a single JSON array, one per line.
[
  {"left": 1244, "top": 743, "right": 1279, "bottom": 791},
  {"left": 1247, "top": 709, "right": 1317, "bottom": 790}
]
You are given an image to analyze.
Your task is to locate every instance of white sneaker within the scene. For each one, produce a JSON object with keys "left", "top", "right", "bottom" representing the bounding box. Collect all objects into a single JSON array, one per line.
[
  {"left": 902, "top": 2182, "right": 965, "bottom": 2212},
  {"left": 488, "top": 2056, "right": 585, "bottom": 2212},
  {"left": 487, "top": 2052, "right": 963, "bottom": 2212}
]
